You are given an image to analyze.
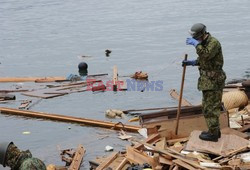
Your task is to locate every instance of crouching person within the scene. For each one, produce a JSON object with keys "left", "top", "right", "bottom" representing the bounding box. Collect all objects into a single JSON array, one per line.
[{"left": 0, "top": 142, "right": 46, "bottom": 170}]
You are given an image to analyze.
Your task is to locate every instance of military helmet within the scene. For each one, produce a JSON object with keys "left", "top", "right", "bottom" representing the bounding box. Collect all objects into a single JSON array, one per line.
[
  {"left": 189, "top": 23, "right": 207, "bottom": 39},
  {"left": 78, "top": 62, "right": 88, "bottom": 71},
  {"left": 0, "top": 142, "right": 13, "bottom": 167}
]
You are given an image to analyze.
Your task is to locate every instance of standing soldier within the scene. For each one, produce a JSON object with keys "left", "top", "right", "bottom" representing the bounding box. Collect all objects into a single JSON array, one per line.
[{"left": 183, "top": 23, "right": 226, "bottom": 142}]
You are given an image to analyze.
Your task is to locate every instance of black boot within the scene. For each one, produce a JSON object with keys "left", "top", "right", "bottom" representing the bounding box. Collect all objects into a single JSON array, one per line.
[
  {"left": 201, "top": 130, "right": 221, "bottom": 138},
  {"left": 199, "top": 132, "right": 219, "bottom": 142}
]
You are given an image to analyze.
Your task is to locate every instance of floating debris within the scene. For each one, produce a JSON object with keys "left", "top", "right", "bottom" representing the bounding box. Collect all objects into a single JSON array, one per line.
[
  {"left": 131, "top": 71, "right": 148, "bottom": 80},
  {"left": 105, "top": 145, "right": 114, "bottom": 152},
  {"left": 105, "top": 49, "right": 112, "bottom": 57}
]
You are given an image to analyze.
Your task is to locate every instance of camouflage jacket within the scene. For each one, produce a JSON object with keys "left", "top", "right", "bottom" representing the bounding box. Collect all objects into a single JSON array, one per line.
[
  {"left": 6, "top": 144, "right": 46, "bottom": 170},
  {"left": 196, "top": 33, "right": 226, "bottom": 91}
]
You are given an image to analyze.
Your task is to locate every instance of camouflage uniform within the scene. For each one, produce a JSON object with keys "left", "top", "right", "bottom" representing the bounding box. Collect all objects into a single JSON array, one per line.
[
  {"left": 196, "top": 33, "right": 226, "bottom": 134},
  {"left": 5, "top": 143, "right": 46, "bottom": 170}
]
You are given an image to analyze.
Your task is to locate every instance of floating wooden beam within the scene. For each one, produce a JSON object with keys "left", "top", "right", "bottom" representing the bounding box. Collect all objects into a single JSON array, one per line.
[
  {"left": 0, "top": 107, "right": 140, "bottom": 133},
  {"left": 123, "top": 107, "right": 171, "bottom": 114},
  {"left": 0, "top": 74, "right": 108, "bottom": 83},
  {"left": 0, "top": 77, "right": 66, "bottom": 83}
]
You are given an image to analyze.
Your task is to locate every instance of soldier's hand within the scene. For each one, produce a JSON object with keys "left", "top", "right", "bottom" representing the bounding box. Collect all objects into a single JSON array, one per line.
[
  {"left": 186, "top": 37, "right": 200, "bottom": 47},
  {"left": 182, "top": 60, "right": 197, "bottom": 67}
]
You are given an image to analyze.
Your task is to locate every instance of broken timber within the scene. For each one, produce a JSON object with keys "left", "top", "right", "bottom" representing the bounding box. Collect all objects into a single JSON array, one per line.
[
  {"left": 134, "top": 140, "right": 205, "bottom": 169},
  {"left": 0, "top": 107, "right": 140, "bottom": 133},
  {"left": 68, "top": 145, "right": 86, "bottom": 170}
]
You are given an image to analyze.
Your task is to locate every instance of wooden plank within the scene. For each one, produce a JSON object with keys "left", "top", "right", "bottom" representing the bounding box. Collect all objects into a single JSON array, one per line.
[
  {"left": 221, "top": 127, "right": 249, "bottom": 139},
  {"left": 115, "top": 158, "right": 128, "bottom": 170},
  {"left": 213, "top": 145, "right": 249, "bottom": 161},
  {"left": 238, "top": 124, "right": 250, "bottom": 132},
  {"left": 169, "top": 89, "right": 192, "bottom": 106},
  {"left": 173, "top": 159, "right": 196, "bottom": 170},
  {"left": 21, "top": 80, "right": 98, "bottom": 99},
  {"left": 134, "top": 140, "right": 205, "bottom": 169},
  {"left": 96, "top": 152, "right": 118, "bottom": 170},
  {"left": 159, "top": 155, "right": 173, "bottom": 165},
  {"left": 68, "top": 144, "right": 86, "bottom": 170},
  {"left": 0, "top": 76, "right": 66, "bottom": 82},
  {"left": 123, "top": 107, "right": 171, "bottom": 114},
  {"left": 134, "top": 133, "right": 161, "bottom": 150},
  {"left": 140, "top": 105, "right": 202, "bottom": 124},
  {"left": 166, "top": 137, "right": 189, "bottom": 145},
  {"left": 0, "top": 107, "right": 140, "bottom": 133},
  {"left": 144, "top": 111, "right": 229, "bottom": 138},
  {"left": 113, "top": 65, "right": 118, "bottom": 91},
  {"left": 87, "top": 73, "right": 108, "bottom": 77},
  {"left": 126, "top": 146, "right": 158, "bottom": 168},
  {"left": 0, "top": 89, "right": 29, "bottom": 93},
  {"left": 22, "top": 90, "right": 68, "bottom": 99},
  {"left": 155, "top": 137, "right": 166, "bottom": 150},
  {"left": 185, "top": 130, "right": 250, "bottom": 156},
  {"left": 18, "top": 100, "right": 32, "bottom": 109}
]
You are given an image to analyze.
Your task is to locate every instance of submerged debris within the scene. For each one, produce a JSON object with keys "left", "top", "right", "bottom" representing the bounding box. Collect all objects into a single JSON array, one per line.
[
  {"left": 105, "top": 49, "right": 112, "bottom": 57},
  {"left": 131, "top": 71, "right": 148, "bottom": 80},
  {"left": 105, "top": 109, "right": 125, "bottom": 118}
]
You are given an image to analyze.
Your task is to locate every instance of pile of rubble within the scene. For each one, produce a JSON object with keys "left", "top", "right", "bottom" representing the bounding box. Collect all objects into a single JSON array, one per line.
[
  {"left": 88, "top": 81, "right": 250, "bottom": 170},
  {"left": 89, "top": 128, "right": 250, "bottom": 169}
]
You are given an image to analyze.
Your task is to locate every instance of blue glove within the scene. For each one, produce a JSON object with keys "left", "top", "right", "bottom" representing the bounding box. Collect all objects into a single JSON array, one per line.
[
  {"left": 186, "top": 38, "right": 200, "bottom": 47},
  {"left": 182, "top": 60, "right": 197, "bottom": 67}
]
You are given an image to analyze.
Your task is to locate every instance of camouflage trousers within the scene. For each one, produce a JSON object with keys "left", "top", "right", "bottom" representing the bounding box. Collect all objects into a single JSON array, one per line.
[{"left": 202, "top": 89, "right": 223, "bottom": 134}]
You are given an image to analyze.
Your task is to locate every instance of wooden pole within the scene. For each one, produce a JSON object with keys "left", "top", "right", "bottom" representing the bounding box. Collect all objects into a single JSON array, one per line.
[
  {"left": 0, "top": 107, "right": 140, "bottom": 133},
  {"left": 175, "top": 54, "right": 188, "bottom": 135}
]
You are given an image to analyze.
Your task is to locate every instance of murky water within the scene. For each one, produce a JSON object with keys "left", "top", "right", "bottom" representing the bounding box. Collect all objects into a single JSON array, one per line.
[{"left": 0, "top": 0, "right": 250, "bottom": 169}]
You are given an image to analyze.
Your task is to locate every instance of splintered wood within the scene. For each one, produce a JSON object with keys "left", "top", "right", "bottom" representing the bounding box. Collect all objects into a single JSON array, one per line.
[
  {"left": 68, "top": 145, "right": 86, "bottom": 170},
  {"left": 91, "top": 128, "right": 250, "bottom": 169},
  {"left": 60, "top": 144, "right": 86, "bottom": 170}
]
